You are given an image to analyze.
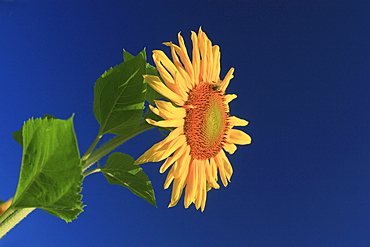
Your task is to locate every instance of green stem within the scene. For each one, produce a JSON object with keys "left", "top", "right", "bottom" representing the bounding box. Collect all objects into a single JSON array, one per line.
[
  {"left": 81, "top": 134, "right": 102, "bottom": 161},
  {"left": 82, "top": 122, "right": 153, "bottom": 171},
  {"left": 83, "top": 168, "right": 101, "bottom": 177},
  {"left": 0, "top": 208, "right": 35, "bottom": 238}
]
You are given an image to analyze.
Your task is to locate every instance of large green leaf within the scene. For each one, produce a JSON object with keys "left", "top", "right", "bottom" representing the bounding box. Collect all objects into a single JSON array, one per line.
[
  {"left": 101, "top": 152, "right": 156, "bottom": 207},
  {"left": 12, "top": 117, "right": 83, "bottom": 222},
  {"left": 123, "top": 49, "right": 163, "bottom": 105},
  {"left": 94, "top": 49, "right": 147, "bottom": 136}
]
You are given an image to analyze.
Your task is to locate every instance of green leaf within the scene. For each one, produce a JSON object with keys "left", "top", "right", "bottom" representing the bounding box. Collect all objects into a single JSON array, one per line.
[
  {"left": 123, "top": 49, "right": 163, "bottom": 105},
  {"left": 94, "top": 49, "right": 147, "bottom": 136},
  {"left": 101, "top": 152, "right": 156, "bottom": 207},
  {"left": 12, "top": 114, "right": 56, "bottom": 147},
  {"left": 12, "top": 127, "right": 23, "bottom": 147},
  {"left": 12, "top": 117, "right": 83, "bottom": 222},
  {"left": 123, "top": 49, "right": 135, "bottom": 62}
]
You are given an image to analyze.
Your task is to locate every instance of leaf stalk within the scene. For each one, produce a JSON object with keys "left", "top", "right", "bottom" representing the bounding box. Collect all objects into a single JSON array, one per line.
[{"left": 81, "top": 122, "right": 153, "bottom": 171}]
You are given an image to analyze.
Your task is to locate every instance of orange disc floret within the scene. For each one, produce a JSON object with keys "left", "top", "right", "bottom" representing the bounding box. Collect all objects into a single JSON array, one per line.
[{"left": 184, "top": 81, "right": 229, "bottom": 160}]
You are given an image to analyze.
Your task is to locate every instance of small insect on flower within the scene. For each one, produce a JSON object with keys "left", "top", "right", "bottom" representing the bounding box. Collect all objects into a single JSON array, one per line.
[
  {"left": 135, "top": 28, "right": 251, "bottom": 211},
  {"left": 212, "top": 82, "right": 222, "bottom": 91}
]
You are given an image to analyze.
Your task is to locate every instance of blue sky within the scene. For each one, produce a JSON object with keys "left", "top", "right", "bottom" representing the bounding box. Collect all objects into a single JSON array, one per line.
[{"left": 1, "top": 1, "right": 369, "bottom": 246}]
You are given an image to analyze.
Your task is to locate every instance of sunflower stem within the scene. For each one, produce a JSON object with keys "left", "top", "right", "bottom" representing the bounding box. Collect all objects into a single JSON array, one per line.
[
  {"left": 81, "top": 134, "right": 102, "bottom": 162},
  {"left": 0, "top": 207, "right": 35, "bottom": 238},
  {"left": 82, "top": 122, "right": 154, "bottom": 171}
]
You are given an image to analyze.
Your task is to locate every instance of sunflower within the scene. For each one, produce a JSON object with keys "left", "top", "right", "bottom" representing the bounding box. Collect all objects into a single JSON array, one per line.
[{"left": 135, "top": 28, "right": 251, "bottom": 211}]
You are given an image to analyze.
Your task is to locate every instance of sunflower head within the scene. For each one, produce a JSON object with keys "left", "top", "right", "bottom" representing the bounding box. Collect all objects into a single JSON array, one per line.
[{"left": 136, "top": 28, "right": 251, "bottom": 211}]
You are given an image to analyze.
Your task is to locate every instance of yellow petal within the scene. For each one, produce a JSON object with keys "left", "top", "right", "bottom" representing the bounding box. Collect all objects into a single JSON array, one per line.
[
  {"left": 144, "top": 75, "right": 185, "bottom": 106},
  {"left": 223, "top": 142, "right": 237, "bottom": 154},
  {"left": 220, "top": 67, "right": 234, "bottom": 92},
  {"left": 142, "top": 135, "right": 185, "bottom": 165},
  {"left": 207, "top": 158, "right": 220, "bottom": 189},
  {"left": 215, "top": 151, "right": 228, "bottom": 187},
  {"left": 184, "top": 159, "right": 198, "bottom": 208},
  {"left": 148, "top": 105, "right": 160, "bottom": 117},
  {"left": 214, "top": 150, "right": 233, "bottom": 187},
  {"left": 195, "top": 160, "right": 207, "bottom": 211},
  {"left": 154, "top": 100, "right": 186, "bottom": 120},
  {"left": 152, "top": 50, "right": 176, "bottom": 85},
  {"left": 218, "top": 150, "right": 233, "bottom": 179},
  {"left": 134, "top": 127, "right": 183, "bottom": 165},
  {"left": 164, "top": 41, "right": 183, "bottom": 71},
  {"left": 227, "top": 129, "right": 252, "bottom": 145},
  {"left": 159, "top": 142, "right": 188, "bottom": 173},
  {"left": 199, "top": 30, "right": 210, "bottom": 82},
  {"left": 211, "top": 45, "right": 221, "bottom": 82},
  {"left": 168, "top": 170, "right": 187, "bottom": 207},
  {"left": 173, "top": 145, "right": 191, "bottom": 178},
  {"left": 173, "top": 70, "right": 191, "bottom": 98},
  {"left": 204, "top": 35, "right": 214, "bottom": 83},
  {"left": 168, "top": 153, "right": 190, "bottom": 208},
  {"left": 146, "top": 118, "right": 184, "bottom": 128},
  {"left": 160, "top": 135, "right": 187, "bottom": 160},
  {"left": 164, "top": 168, "right": 174, "bottom": 189},
  {"left": 228, "top": 116, "right": 249, "bottom": 127},
  {"left": 164, "top": 42, "right": 193, "bottom": 91},
  {"left": 224, "top": 94, "right": 237, "bottom": 104},
  {"left": 191, "top": 31, "right": 200, "bottom": 87},
  {"left": 177, "top": 32, "right": 194, "bottom": 80}
]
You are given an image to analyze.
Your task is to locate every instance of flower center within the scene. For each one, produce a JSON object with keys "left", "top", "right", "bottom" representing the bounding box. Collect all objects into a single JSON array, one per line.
[{"left": 184, "top": 82, "right": 228, "bottom": 160}]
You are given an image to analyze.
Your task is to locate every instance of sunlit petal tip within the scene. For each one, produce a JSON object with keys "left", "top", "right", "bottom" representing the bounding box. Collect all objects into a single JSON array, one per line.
[
  {"left": 220, "top": 67, "right": 235, "bottom": 92},
  {"left": 145, "top": 118, "right": 157, "bottom": 125},
  {"left": 164, "top": 171, "right": 174, "bottom": 189},
  {"left": 163, "top": 41, "right": 172, "bottom": 46},
  {"left": 159, "top": 161, "right": 171, "bottom": 174},
  {"left": 168, "top": 202, "right": 177, "bottom": 208},
  {"left": 134, "top": 149, "right": 157, "bottom": 165},
  {"left": 184, "top": 198, "right": 192, "bottom": 209},
  {"left": 169, "top": 193, "right": 182, "bottom": 208},
  {"left": 229, "top": 116, "right": 249, "bottom": 126},
  {"left": 148, "top": 105, "right": 160, "bottom": 116},
  {"left": 152, "top": 49, "right": 163, "bottom": 54},
  {"left": 224, "top": 94, "right": 237, "bottom": 104},
  {"left": 133, "top": 157, "right": 148, "bottom": 166},
  {"left": 143, "top": 75, "right": 160, "bottom": 85}
]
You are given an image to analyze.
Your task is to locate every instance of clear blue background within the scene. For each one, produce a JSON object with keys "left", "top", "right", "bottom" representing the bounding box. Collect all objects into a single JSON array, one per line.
[{"left": 1, "top": 1, "right": 369, "bottom": 246}]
